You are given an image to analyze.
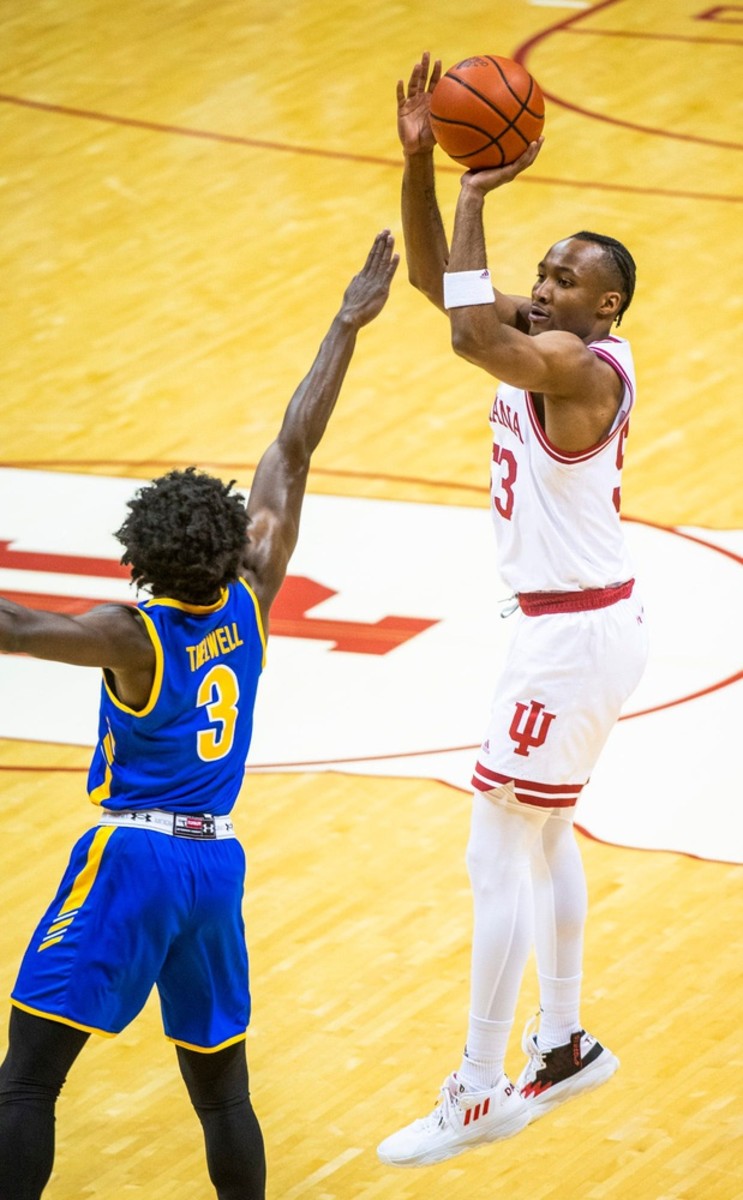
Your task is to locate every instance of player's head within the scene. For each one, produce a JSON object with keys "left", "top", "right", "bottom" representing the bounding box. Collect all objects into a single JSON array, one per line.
[
  {"left": 116, "top": 468, "right": 248, "bottom": 603},
  {"left": 568, "top": 231, "right": 636, "bottom": 326}
]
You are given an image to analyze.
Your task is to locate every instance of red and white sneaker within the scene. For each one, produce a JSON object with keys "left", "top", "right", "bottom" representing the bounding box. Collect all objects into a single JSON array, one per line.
[
  {"left": 376, "top": 1072, "right": 530, "bottom": 1168},
  {"left": 517, "top": 1016, "right": 620, "bottom": 1118}
]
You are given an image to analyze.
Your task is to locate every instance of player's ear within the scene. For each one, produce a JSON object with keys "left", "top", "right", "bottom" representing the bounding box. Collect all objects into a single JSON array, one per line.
[{"left": 598, "top": 290, "right": 622, "bottom": 320}]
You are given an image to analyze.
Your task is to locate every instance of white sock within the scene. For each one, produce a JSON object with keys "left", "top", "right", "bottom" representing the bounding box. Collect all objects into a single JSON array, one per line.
[
  {"left": 536, "top": 972, "right": 582, "bottom": 1050},
  {"left": 457, "top": 1014, "right": 512, "bottom": 1090}
]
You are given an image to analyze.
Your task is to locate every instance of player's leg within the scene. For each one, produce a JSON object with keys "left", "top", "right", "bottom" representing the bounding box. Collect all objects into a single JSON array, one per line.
[
  {"left": 530, "top": 809, "right": 588, "bottom": 1045},
  {"left": 160, "top": 837, "right": 262, "bottom": 1195},
  {"left": 0, "top": 1007, "right": 89, "bottom": 1200},
  {"left": 516, "top": 596, "right": 648, "bottom": 1115},
  {"left": 377, "top": 616, "right": 570, "bottom": 1167},
  {"left": 516, "top": 810, "right": 619, "bottom": 1116},
  {"left": 1, "top": 827, "right": 171, "bottom": 1198},
  {"left": 176, "top": 1041, "right": 266, "bottom": 1200},
  {"left": 462, "top": 790, "right": 549, "bottom": 1086},
  {"left": 377, "top": 791, "right": 540, "bottom": 1167}
]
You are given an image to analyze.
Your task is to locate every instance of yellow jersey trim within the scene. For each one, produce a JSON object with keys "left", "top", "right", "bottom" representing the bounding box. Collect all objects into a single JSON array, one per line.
[
  {"left": 89, "top": 763, "right": 112, "bottom": 806},
  {"left": 165, "top": 1030, "right": 247, "bottom": 1054},
  {"left": 238, "top": 576, "right": 267, "bottom": 668},
  {"left": 102, "top": 608, "right": 164, "bottom": 717},
  {"left": 10, "top": 1000, "right": 117, "bottom": 1038},
  {"left": 89, "top": 727, "right": 115, "bottom": 805},
  {"left": 144, "top": 589, "right": 229, "bottom": 615}
]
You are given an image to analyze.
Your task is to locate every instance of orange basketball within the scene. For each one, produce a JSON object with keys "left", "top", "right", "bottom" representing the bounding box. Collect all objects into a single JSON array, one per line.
[{"left": 430, "top": 55, "right": 545, "bottom": 169}]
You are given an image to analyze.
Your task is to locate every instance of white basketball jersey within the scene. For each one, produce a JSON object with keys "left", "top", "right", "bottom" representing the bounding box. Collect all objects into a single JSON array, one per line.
[{"left": 489, "top": 336, "right": 636, "bottom": 593}]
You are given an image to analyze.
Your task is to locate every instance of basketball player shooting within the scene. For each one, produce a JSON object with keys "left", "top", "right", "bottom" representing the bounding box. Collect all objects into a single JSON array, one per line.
[{"left": 377, "top": 53, "right": 649, "bottom": 1168}]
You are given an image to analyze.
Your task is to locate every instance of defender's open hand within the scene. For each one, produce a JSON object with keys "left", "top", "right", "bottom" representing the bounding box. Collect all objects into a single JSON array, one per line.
[{"left": 340, "top": 231, "right": 399, "bottom": 327}]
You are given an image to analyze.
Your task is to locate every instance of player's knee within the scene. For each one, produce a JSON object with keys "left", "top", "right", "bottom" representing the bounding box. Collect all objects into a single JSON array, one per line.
[
  {"left": 465, "top": 838, "right": 521, "bottom": 897},
  {"left": 0, "top": 1067, "right": 61, "bottom": 1108},
  {"left": 176, "top": 1042, "right": 250, "bottom": 1110}
]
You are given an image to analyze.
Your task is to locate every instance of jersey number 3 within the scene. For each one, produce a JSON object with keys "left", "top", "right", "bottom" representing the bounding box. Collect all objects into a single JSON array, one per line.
[
  {"left": 492, "top": 444, "right": 517, "bottom": 520},
  {"left": 196, "top": 664, "right": 240, "bottom": 761}
]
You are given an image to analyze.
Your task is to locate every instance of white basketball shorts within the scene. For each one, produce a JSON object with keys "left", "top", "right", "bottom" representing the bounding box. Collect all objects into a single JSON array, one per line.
[{"left": 472, "top": 589, "right": 649, "bottom": 810}]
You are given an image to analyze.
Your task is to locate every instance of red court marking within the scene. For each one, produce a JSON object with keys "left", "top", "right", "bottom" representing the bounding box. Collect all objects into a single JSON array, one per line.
[
  {"left": 572, "top": 819, "right": 739, "bottom": 865},
  {"left": 0, "top": 592, "right": 99, "bottom": 616},
  {"left": 569, "top": 28, "right": 743, "bottom": 46},
  {"left": 0, "top": 459, "right": 488, "bottom": 499},
  {"left": 270, "top": 575, "right": 438, "bottom": 654},
  {"left": 207, "top": 519, "right": 743, "bottom": 762},
  {"left": 0, "top": 540, "right": 127, "bottom": 579},
  {"left": 2, "top": 462, "right": 741, "bottom": 532},
  {"left": 622, "top": 514, "right": 743, "bottom": 566},
  {"left": 514, "top": 0, "right": 743, "bottom": 152},
  {"left": 699, "top": 5, "right": 743, "bottom": 22},
  {"left": 0, "top": 91, "right": 740, "bottom": 205},
  {"left": 1, "top": 515, "right": 739, "bottom": 767},
  {"left": 0, "top": 93, "right": 398, "bottom": 168},
  {"left": 0, "top": 547, "right": 438, "bottom": 656},
  {"left": 0, "top": 755, "right": 732, "bottom": 863}
]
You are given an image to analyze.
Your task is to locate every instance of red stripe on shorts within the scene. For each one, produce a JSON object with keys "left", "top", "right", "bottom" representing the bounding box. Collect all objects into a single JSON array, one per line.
[{"left": 471, "top": 762, "right": 583, "bottom": 808}]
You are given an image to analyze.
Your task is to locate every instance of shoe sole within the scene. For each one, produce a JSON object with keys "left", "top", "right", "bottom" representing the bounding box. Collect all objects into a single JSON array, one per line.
[
  {"left": 377, "top": 1107, "right": 531, "bottom": 1168},
  {"left": 524, "top": 1050, "right": 620, "bottom": 1119}
]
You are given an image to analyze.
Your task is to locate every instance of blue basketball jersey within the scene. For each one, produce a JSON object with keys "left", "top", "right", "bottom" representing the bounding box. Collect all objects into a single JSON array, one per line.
[{"left": 87, "top": 578, "right": 266, "bottom": 815}]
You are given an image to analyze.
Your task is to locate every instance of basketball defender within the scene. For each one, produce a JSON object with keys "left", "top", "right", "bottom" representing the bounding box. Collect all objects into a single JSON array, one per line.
[{"left": 0, "top": 232, "right": 398, "bottom": 1200}]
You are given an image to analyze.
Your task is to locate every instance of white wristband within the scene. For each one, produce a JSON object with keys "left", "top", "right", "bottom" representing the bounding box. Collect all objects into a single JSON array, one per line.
[{"left": 443, "top": 269, "right": 495, "bottom": 309}]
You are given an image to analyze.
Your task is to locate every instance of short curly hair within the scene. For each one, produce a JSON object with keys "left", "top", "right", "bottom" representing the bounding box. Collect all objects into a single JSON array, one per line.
[
  {"left": 115, "top": 468, "right": 249, "bottom": 603},
  {"left": 570, "top": 231, "right": 637, "bottom": 327}
]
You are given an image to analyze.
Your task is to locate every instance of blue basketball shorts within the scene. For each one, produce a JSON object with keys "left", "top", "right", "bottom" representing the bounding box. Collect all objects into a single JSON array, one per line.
[{"left": 11, "top": 825, "right": 250, "bottom": 1051}]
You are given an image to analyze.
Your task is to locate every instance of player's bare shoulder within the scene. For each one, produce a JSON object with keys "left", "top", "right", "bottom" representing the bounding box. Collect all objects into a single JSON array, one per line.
[{"left": 86, "top": 603, "right": 156, "bottom": 665}]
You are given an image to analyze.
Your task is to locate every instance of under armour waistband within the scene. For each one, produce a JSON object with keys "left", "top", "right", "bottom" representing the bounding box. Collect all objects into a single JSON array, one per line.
[
  {"left": 518, "top": 578, "right": 635, "bottom": 617},
  {"left": 97, "top": 809, "right": 236, "bottom": 839}
]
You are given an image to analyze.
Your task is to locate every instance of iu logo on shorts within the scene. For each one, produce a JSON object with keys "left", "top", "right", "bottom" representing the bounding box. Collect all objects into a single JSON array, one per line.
[{"left": 509, "top": 700, "right": 556, "bottom": 757}]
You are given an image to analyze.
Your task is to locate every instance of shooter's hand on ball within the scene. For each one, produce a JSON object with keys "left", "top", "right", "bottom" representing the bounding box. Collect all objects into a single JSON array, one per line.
[{"left": 460, "top": 138, "right": 544, "bottom": 195}]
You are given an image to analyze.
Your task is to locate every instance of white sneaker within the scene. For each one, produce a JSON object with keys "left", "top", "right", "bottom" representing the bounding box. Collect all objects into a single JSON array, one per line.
[
  {"left": 376, "top": 1072, "right": 530, "bottom": 1168},
  {"left": 516, "top": 1016, "right": 620, "bottom": 1118}
]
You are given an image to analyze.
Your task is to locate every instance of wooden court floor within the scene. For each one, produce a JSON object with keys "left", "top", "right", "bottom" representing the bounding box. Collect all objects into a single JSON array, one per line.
[{"left": 1, "top": 1, "right": 742, "bottom": 1197}]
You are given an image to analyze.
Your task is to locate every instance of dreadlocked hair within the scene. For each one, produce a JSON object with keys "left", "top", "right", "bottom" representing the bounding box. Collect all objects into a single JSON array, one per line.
[
  {"left": 116, "top": 468, "right": 248, "bottom": 603},
  {"left": 570, "top": 231, "right": 637, "bottom": 326}
]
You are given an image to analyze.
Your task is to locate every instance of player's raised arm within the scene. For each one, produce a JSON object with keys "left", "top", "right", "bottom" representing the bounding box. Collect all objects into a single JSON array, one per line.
[
  {"left": 397, "top": 53, "right": 450, "bottom": 309},
  {"left": 445, "top": 144, "right": 606, "bottom": 394},
  {"left": 398, "top": 54, "right": 529, "bottom": 329},
  {"left": 242, "top": 231, "right": 398, "bottom": 626}
]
